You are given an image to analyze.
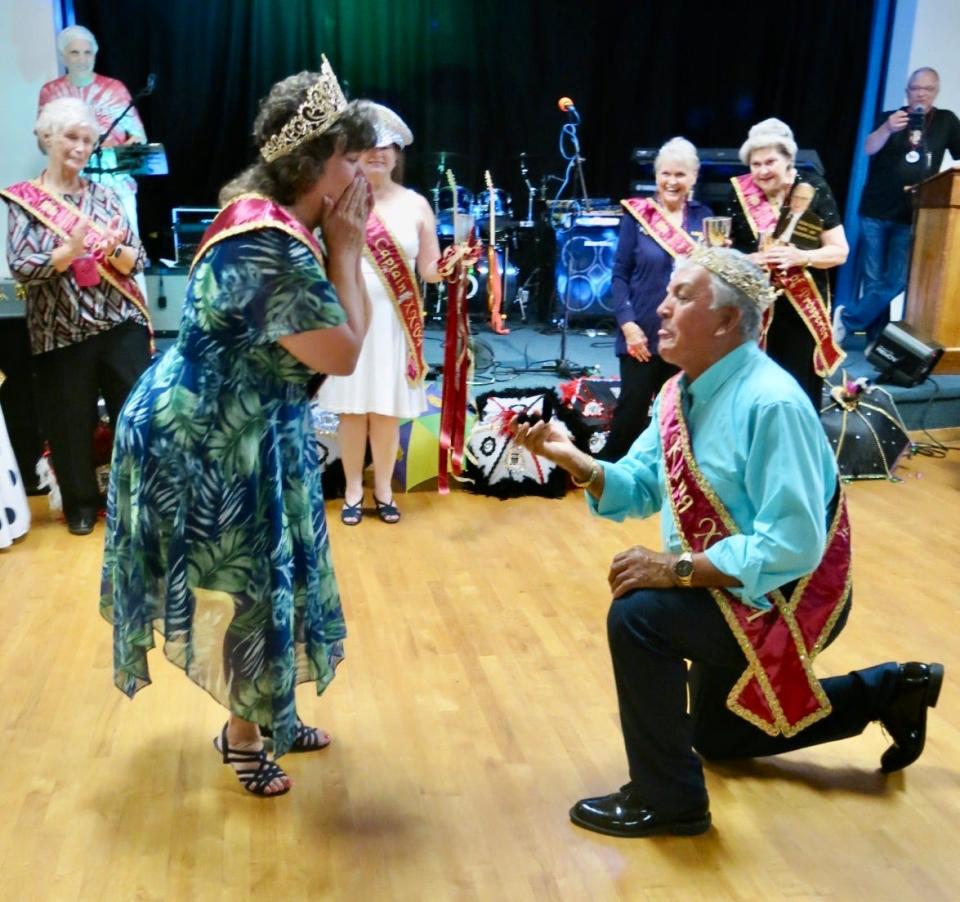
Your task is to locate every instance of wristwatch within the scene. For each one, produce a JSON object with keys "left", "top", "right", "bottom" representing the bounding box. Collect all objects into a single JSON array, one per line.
[{"left": 673, "top": 551, "right": 694, "bottom": 587}]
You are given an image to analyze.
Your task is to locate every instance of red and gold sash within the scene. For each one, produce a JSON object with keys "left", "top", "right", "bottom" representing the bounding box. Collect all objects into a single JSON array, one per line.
[
  {"left": 659, "top": 374, "right": 852, "bottom": 737},
  {"left": 436, "top": 238, "right": 482, "bottom": 493},
  {"left": 773, "top": 267, "right": 845, "bottom": 375},
  {"left": 729, "top": 173, "right": 780, "bottom": 239},
  {"left": 730, "top": 174, "right": 844, "bottom": 376},
  {"left": 365, "top": 210, "right": 427, "bottom": 386},
  {"left": 190, "top": 193, "right": 325, "bottom": 274},
  {"left": 621, "top": 197, "right": 698, "bottom": 259},
  {"left": 1, "top": 179, "right": 150, "bottom": 328}
]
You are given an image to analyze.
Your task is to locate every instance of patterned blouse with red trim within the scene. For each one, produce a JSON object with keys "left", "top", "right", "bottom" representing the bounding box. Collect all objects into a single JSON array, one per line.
[{"left": 5, "top": 180, "right": 147, "bottom": 355}]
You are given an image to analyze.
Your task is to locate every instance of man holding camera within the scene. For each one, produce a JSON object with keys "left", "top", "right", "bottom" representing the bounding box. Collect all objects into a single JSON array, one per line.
[{"left": 835, "top": 67, "right": 960, "bottom": 344}]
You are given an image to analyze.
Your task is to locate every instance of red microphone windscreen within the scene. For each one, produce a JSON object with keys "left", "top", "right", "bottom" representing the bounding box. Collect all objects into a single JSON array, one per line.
[{"left": 558, "top": 96, "right": 574, "bottom": 112}]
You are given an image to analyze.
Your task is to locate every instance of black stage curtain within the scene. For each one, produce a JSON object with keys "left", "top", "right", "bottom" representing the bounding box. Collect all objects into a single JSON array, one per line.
[{"left": 72, "top": 0, "right": 874, "bottom": 261}]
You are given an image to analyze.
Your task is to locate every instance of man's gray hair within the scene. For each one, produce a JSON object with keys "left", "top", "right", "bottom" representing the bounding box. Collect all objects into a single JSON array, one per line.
[
  {"left": 34, "top": 97, "right": 99, "bottom": 151},
  {"left": 57, "top": 25, "right": 98, "bottom": 56},
  {"left": 675, "top": 249, "right": 771, "bottom": 340},
  {"left": 655, "top": 136, "right": 699, "bottom": 174}
]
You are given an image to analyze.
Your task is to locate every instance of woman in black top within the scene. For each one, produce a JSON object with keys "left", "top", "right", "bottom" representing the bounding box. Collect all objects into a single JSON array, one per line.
[{"left": 728, "top": 118, "right": 849, "bottom": 410}]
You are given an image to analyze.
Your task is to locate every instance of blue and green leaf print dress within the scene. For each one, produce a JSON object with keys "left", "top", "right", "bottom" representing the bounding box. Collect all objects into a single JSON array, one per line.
[{"left": 101, "top": 227, "right": 347, "bottom": 757}]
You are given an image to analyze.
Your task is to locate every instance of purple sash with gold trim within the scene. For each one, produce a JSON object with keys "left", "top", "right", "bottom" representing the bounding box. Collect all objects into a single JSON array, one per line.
[
  {"left": 191, "top": 193, "right": 325, "bottom": 274},
  {"left": 621, "top": 197, "right": 698, "bottom": 259},
  {"left": 659, "top": 374, "right": 852, "bottom": 737},
  {"left": 1, "top": 179, "right": 150, "bottom": 328},
  {"left": 730, "top": 174, "right": 844, "bottom": 376},
  {"left": 365, "top": 211, "right": 426, "bottom": 386}
]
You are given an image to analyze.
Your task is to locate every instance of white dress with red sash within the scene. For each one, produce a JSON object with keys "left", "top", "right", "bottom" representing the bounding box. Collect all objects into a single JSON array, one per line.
[{"left": 315, "top": 190, "right": 427, "bottom": 419}]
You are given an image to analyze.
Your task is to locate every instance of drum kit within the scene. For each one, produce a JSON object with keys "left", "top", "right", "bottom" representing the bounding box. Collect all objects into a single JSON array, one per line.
[
  {"left": 427, "top": 152, "right": 531, "bottom": 241},
  {"left": 425, "top": 151, "right": 541, "bottom": 322}
]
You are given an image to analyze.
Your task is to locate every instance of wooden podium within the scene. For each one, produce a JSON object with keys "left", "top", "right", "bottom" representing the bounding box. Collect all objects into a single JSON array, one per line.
[{"left": 905, "top": 166, "right": 960, "bottom": 373}]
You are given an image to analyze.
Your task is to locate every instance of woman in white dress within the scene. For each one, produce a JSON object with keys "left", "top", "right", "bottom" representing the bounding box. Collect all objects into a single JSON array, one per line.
[{"left": 315, "top": 103, "right": 442, "bottom": 524}]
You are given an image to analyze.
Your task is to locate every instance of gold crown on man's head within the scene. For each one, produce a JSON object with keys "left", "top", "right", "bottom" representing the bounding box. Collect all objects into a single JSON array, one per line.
[
  {"left": 260, "top": 55, "right": 349, "bottom": 163},
  {"left": 689, "top": 245, "right": 778, "bottom": 311}
]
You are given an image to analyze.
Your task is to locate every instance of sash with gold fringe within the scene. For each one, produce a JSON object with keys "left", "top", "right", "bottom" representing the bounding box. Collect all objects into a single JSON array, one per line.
[
  {"left": 1, "top": 179, "right": 151, "bottom": 332},
  {"left": 659, "top": 374, "right": 852, "bottom": 737},
  {"left": 620, "top": 197, "right": 698, "bottom": 259},
  {"left": 364, "top": 210, "right": 427, "bottom": 386},
  {"left": 190, "top": 193, "right": 326, "bottom": 274},
  {"left": 730, "top": 174, "right": 844, "bottom": 376},
  {"left": 436, "top": 238, "right": 481, "bottom": 493}
]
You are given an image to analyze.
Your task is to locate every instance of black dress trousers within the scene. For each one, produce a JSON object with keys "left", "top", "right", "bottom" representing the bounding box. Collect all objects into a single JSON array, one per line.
[
  {"left": 31, "top": 321, "right": 150, "bottom": 519},
  {"left": 605, "top": 585, "right": 900, "bottom": 813}
]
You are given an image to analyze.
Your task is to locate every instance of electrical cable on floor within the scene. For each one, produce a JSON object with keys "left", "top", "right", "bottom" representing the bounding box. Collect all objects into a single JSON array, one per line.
[{"left": 910, "top": 377, "right": 959, "bottom": 457}]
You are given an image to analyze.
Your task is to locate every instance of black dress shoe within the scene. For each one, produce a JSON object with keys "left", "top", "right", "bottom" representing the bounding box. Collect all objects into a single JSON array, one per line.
[
  {"left": 570, "top": 785, "right": 711, "bottom": 838},
  {"left": 880, "top": 661, "right": 945, "bottom": 773},
  {"left": 66, "top": 513, "right": 95, "bottom": 536}
]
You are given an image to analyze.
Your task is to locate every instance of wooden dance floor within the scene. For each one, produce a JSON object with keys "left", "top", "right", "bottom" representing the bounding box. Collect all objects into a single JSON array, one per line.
[{"left": 1, "top": 436, "right": 958, "bottom": 900}]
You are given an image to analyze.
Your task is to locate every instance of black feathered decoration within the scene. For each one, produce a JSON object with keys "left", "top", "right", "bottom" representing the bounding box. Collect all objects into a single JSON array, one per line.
[{"left": 463, "top": 386, "right": 592, "bottom": 499}]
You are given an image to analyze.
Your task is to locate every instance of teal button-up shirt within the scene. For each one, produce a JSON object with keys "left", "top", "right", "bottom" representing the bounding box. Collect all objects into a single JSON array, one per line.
[{"left": 591, "top": 341, "right": 839, "bottom": 609}]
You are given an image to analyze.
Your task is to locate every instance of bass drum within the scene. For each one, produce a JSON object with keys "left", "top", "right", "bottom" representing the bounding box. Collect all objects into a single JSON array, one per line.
[{"left": 436, "top": 185, "right": 474, "bottom": 238}]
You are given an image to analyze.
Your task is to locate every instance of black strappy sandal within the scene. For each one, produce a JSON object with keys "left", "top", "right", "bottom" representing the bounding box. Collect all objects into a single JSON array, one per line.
[
  {"left": 261, "top": 718, "right": 332, "bottom": 753},
  {"left": 213, "top": 724, "right": 291, "bottom": 797},
  {"left": 340, "top": 499, "right": 363, "bottom": 526},
  {"left": 373, "top": 495, "right": 401, "bottom": 524}
]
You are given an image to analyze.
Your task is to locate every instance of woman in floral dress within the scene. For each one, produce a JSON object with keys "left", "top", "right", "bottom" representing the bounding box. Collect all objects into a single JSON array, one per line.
[{"left": 101, "top": 65, "right": 376, "bottom": 796}]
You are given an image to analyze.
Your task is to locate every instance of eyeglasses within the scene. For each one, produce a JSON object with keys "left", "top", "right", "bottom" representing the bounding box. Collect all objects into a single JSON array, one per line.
[{"left": 908, "top": 84, "right": 938, "bottom": 93}]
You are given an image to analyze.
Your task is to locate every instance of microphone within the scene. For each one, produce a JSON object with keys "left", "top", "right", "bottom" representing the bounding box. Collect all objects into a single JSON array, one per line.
[{"left": 558, "top": 96, "right": 577, "bottom": 117}]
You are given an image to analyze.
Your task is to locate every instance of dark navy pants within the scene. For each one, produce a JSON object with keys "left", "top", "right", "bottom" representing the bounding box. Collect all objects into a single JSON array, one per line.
[
  {"left": 606, "top": 587, "right": 900, "bottom": 813},
  {"left": 601, "top": 354, "right": 677, "bottom": 463}
]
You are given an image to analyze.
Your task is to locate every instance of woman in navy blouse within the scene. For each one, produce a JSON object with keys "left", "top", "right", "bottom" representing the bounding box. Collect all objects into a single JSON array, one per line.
[{"left": 601, "top": 137, "right": 711, "bottom": 461}]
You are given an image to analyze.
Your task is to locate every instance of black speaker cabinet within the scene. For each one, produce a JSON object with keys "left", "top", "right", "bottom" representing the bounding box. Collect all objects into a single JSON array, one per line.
[
  {"left": 553, "top": 216, "right": 621, "bottom": 320},
  {"left": 865, "top": 321, "right": 944, "bottom": 387}
]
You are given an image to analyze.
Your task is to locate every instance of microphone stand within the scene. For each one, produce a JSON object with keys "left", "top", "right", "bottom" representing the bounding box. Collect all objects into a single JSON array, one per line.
[
  {"left": 515, "top": 154, "right": 538, "bottom": 323},
  {"left": 536, "top": 108, "right": 596, "bottom": 378},
  {"left": 91, "top": 76, "right": 153, "bottom": 176},
  {"left": 566, "top": 107, "right": 591, "bottom": 212},
  {"left": 431, "top": 152, "right": 449, "bottom": 322},
  {"left": 519, "top": 154, "right": 536, "bottom": 227}
]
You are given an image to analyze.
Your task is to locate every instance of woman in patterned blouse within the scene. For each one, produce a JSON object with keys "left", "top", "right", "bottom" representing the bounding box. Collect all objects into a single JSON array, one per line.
[{"left": 3, "top": 97, "right": 150, "bottom": 535}]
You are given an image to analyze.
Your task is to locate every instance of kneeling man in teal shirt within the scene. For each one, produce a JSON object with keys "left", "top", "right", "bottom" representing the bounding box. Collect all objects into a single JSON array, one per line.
[{"left": 512, "top": 247, "right": 943, "bottom": 838}]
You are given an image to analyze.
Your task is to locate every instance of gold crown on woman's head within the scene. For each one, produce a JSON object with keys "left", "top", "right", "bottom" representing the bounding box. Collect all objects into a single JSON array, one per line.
[
  {"left": 689, "top": 246, "right": 778, "bottom": 311},
  {"left": 260, "top": 56, "right": 348, "bottom": 163}
]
